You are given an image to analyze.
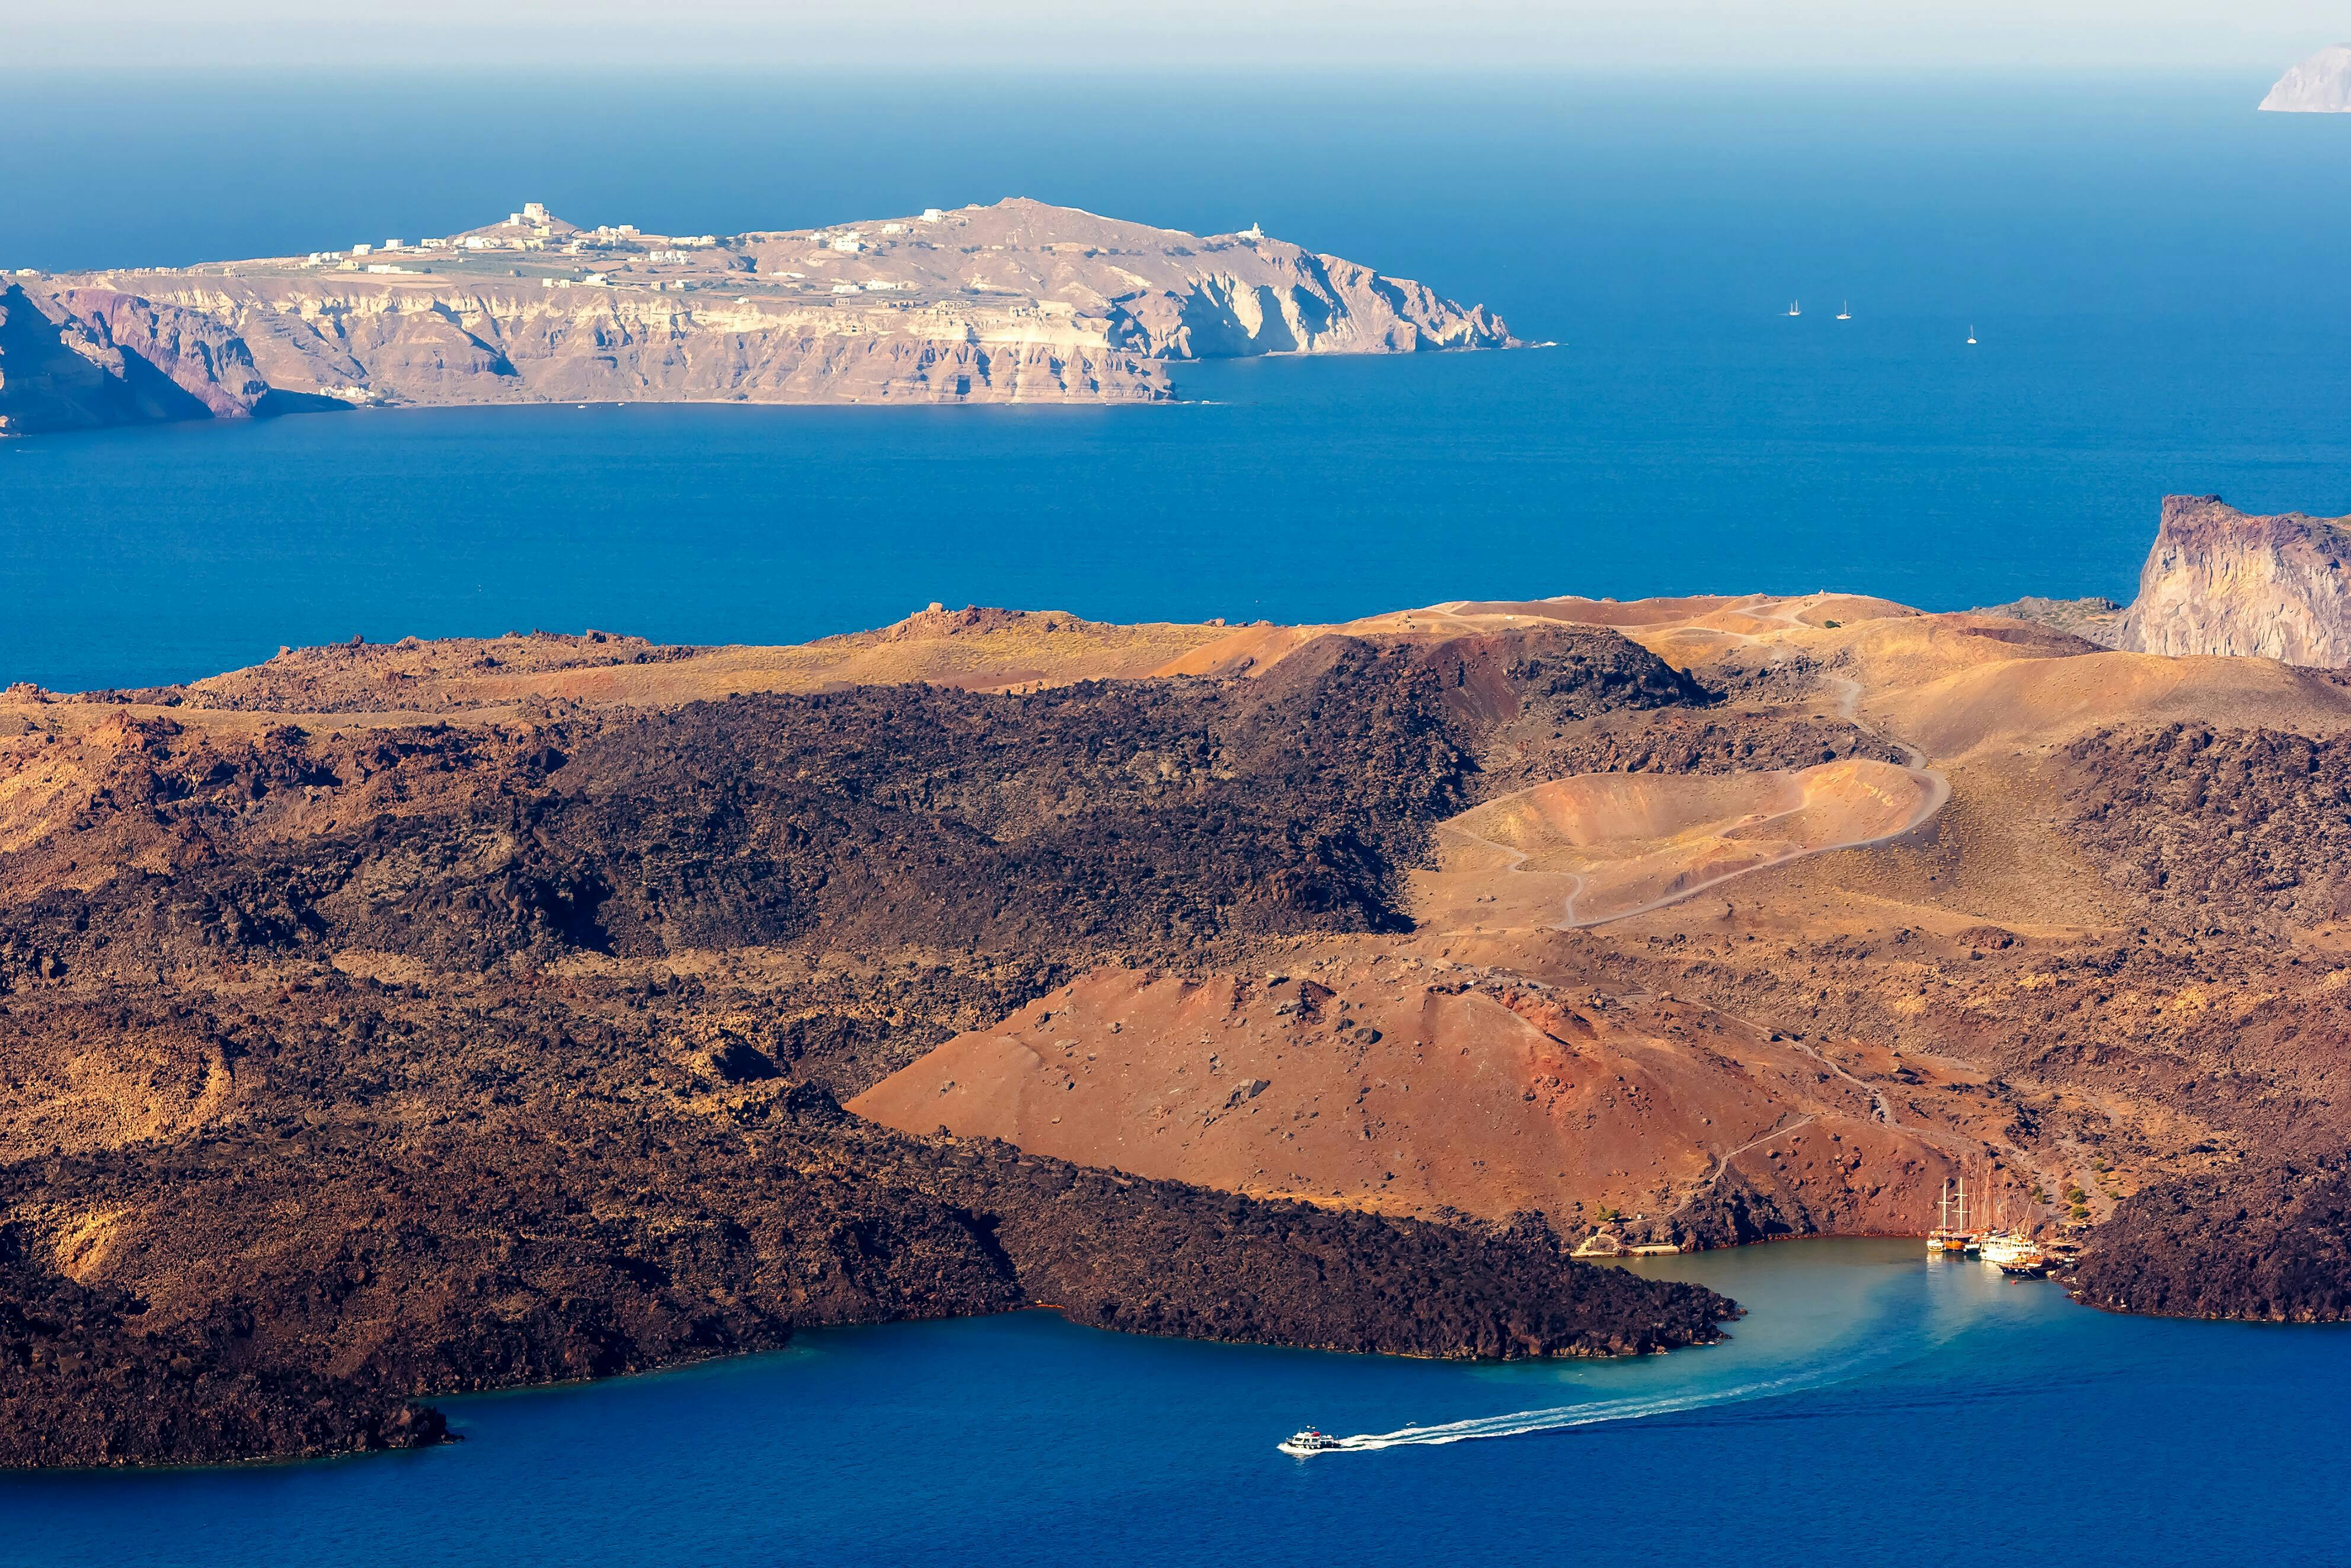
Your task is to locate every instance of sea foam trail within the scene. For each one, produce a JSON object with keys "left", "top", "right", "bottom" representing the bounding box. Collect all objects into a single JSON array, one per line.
[
  {"left": 1308, "top": 1330, "right": 1938, "bottom": 1455},
  {"left": 1325, "top": 1373, "right": 1812, "bottom": 1452}
]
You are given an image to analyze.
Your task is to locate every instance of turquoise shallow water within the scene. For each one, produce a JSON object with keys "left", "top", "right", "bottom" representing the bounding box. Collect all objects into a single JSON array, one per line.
[{"left": 5, "top": 1241, "right": 2345, "bottom": 1567}]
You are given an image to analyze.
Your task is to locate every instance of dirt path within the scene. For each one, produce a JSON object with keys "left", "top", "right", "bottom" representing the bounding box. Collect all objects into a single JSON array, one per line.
[
  {"left": 1430, "top": 593, "right": 1950, "bottom": 931},
  {"left": 1665, "top": 1113, "right": 1817, "bottom": 1219},
  {"left": 1785, "top": 1037, "right": 1897, "bottom": 1126}
]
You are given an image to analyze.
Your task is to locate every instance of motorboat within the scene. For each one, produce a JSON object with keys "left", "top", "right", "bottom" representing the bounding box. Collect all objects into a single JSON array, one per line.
[{"left": 1279, "top": 1427, "right": 1346, "bottom": 1457}]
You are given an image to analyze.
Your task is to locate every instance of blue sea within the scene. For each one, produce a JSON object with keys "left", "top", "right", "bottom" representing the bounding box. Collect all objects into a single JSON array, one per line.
[
  {"left": 8, "top": 73, "right": 2351, "bottom": 691},
  {"left": 5, "top": 71, "right": 2351, "bottom": 1561},
  {"left": 4, "top": 1242, "right": 2347, "bottom": 1568}
]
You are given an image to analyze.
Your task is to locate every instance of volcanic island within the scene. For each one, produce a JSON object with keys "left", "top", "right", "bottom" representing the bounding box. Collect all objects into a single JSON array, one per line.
[{"left": 6, "top": 496, "right": 2351, "bottom": 1466}]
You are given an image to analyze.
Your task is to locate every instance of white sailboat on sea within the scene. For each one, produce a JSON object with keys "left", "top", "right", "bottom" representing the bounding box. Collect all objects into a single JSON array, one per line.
[
  {"left": 1786, "top": 299, "right": 1801, "bottom": 317},
  {"left": 1836, "top": 301, "right": 1851, "bottom": 320},
  {"left": 1966, "top": 324, "right": 1978, "bottom": 344}
]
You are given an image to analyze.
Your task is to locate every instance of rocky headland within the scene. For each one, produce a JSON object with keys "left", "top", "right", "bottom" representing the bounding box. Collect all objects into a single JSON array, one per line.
[
  {"left": 2260, "top": 45, "right": 2351, "bottom": 111},
  {"left": 2072, "top": 1157, "right": 2351, "bottom": 1321},
  {"left": 0, "top": 199, "right": 1518, "bottom": 435},
  {"left": 15, "top": 500, "right": 2351, "bottom": 1467},
  {"left": 2113, "top": 494, "right": 2351, "bottom": 664},
  {"left": 1982, "top": 494, "right": 2351, "bottom": 666}
]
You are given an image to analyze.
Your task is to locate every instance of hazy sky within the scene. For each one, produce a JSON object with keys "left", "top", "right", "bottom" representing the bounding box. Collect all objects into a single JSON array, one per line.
[{"left": 12, "top": 0, "right": 2345, "bottom": 72}]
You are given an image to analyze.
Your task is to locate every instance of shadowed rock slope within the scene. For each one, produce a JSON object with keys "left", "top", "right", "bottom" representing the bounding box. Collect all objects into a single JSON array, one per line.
[{"left": 2072, "top": 1158, "right": 2351, "bottom": 1321}]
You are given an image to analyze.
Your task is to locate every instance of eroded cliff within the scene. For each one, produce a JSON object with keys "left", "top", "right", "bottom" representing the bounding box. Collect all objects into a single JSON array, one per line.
[
  {"left": 2113, "top": 494, "right": 2351, "bottom": 666},
  {"left": 0, "top": 199, "right": 1519, "bottom": 435}
]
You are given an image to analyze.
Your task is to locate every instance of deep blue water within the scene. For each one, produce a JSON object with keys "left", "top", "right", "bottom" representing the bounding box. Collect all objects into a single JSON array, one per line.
[
  {"left": 5, "top": 1241, "right": 2345, "bottom": 1567},
  {"left": 8, "top": 73, "right": 2351, "bottom": 689}
]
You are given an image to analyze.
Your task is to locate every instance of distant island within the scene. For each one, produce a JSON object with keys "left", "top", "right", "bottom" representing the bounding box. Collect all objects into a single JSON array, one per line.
[
  {"left": 2260, "top": 44, "right": 2351, "bottom": 111},
  {"left": 0, "top": 199, "right": 1519, "bottom": 435}
]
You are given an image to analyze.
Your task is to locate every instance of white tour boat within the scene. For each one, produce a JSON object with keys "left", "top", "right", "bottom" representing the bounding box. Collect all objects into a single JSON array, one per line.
[{"left": 1279, "top": 1428, "right": 1346, "bottom": 1457}]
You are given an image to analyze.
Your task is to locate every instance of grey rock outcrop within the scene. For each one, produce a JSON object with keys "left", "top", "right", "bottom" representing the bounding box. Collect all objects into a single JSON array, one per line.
[
  {"left": 2260, "top": 46, "right": 2351, "bottom": 111},
  {"left": 2114, "top": 495, "right": 2351, "bottom": 666}
]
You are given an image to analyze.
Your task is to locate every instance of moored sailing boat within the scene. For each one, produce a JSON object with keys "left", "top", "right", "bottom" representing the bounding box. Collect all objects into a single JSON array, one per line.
[{"left": 1926, "top": 1177, "right": 1979, "bottom": 1254}]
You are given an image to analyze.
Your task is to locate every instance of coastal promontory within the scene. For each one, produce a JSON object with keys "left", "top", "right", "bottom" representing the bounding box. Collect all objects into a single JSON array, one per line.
[
  {"left": 2113, "top": 494, "right": 2351, "bottom": 665},
  {"left": 0, "top": 199, "right": 1518, "bottom": 436},
  {"left": 2260, "top": 45, "right": 2351, "bottom": 111}
]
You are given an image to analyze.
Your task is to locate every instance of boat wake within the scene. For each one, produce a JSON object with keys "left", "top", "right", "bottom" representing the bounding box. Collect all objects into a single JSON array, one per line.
[
  {"left": 1301, "top": 1337, "right": 1919, "bottom": 1456},
  {"left": 1282, "top": 1250, "right": 2008, "bottom": 1458},
  {"left": 1312, "top": 1374, "right": 1800, "bottom": 1454}
]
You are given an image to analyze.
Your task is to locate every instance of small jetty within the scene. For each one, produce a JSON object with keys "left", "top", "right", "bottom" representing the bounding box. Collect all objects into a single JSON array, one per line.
[{"left": 1572, "top": 1231, "right": 1683, "bottom": 1259}]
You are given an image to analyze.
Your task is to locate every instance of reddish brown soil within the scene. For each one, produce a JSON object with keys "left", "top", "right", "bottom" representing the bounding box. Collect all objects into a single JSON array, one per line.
[{"left": 850, "top": 961, "right": 1981, "bottom": 1245}]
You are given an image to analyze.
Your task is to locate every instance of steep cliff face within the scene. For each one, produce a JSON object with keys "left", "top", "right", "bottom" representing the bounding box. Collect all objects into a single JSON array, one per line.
[
  {"left": 39, "top": 288, "right": 273, "bottom": 417},
  {"left": 2114, "top": 496, "right": 2351, "bottom": 667},
  {"left": 3, "top": 279, "right": 1173, "bottom": 423},
  {"left": 2260, "top": 45, "right": 2351, "bottom": 111},
  {"left": 0, "top": 285, "right": 221, "bottom": 434},
  {"left": 0, "top": 199, "right": 1516, "bottom": 436}
]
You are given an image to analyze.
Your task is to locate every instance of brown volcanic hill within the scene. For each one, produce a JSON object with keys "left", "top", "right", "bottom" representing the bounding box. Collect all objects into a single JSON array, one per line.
[
  {"left": 23, "top": 582, "right": 2351, "bottom": 1463},
  {"left": 0, "top": 611, "right": 1735, "bottom": 1467},
  {"left": 848, "top": 590, "right": 2351, "bottom": 1314},
  {"left": 848, "top": 963, "right": 1987, "bottom": 1247},
  {"left": 2114, "top": 494, "right": 2351, "bottom": 666}
]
